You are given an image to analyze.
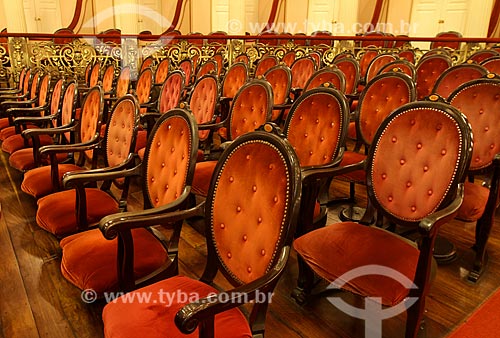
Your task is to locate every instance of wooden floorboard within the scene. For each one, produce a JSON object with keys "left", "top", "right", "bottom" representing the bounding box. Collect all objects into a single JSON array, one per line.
[{"left": 2, "top": 148, "right": 500, "bottom": 337}]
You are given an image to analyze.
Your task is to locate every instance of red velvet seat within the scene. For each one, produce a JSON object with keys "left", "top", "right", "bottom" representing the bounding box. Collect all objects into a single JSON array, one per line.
[
  {"left": 432, "top": 63, "right": 488, "bottom": 99},
  {"left": 415, "top": 54, "right": 452, "bottom": 100},
  {"left": 35, "top": 94, "right": 139, "bottom": 237},
  {"left": 19, "top": 85, "right": 101, "bottom": 197},
  {"left": 480, "top": 56, "right": 500, "bottom": 75},
  {"left": 448, "top": 75, "right": 500, "bottom": 282},
  {"left": 102, "top": 130, "right": 302, "bottom": 338},
  {"left": 431, "top": 30, "right": 462, "bottom": 50},
  {"left": 293, "top": 100, "right": 473, "bottom": 338},
  {"left": 191, "top": 79, "right": 273, "bottom": 197},
  {"left": 154, "top": 58, "right": 170, "bottom": 85},
  {"left": 60, "top": 109, "right": 199, "bottom": 295},
  {"left": 140, "top": 55, "right": 155, "bottom": 73},
  {"left": 281, "top": 50, "right": 296, "bottom": 68}
]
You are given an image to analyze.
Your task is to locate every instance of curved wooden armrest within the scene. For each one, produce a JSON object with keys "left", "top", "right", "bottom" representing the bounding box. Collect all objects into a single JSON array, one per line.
[
  {"left": 419, "top": 183, "right": 464, "bottom": 235},
  {"left": 99, "top": 188, "right": 204, "bottom": 239},
  {"left": 0, "top": 88, "right": 21, "bottom": 94},
  {"left": 301, "top": 158, "right": 365, "bottom": 182},
  {"left": 0, "top": 94, "right": 27, "bottom": 102},
  {"left": 21, "top": 122, "right": 76, "bottom": 140},
  {"left": 345, "top": 93, "right": 359, "bottom": 101},
  {"left": 1, "top": 97, "right": 36, "bottom": 107},
  {"left": 62, "top": 154, "right": 139, "bottom": 189},
  {"left": 14, "top": 115, "right": 54, "bottom": 126},
  {"left": 39, "top": 138, "right": 100, "bottom": 156},
  {"left": 197, "top": 119, "right": 226, "bottom": 131},
  {"left": 174, "top": 246, "right": 290, "bottom": 335},
  {"left": 7, "top": 106, "right": 46, "bottom": 116}
]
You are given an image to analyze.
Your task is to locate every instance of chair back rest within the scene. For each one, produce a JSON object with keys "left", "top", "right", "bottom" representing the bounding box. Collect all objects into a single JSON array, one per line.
[
  {"left": 480, "top": 56, "right": 500, "bottom": 75},
  {"left": 333, "top": 55, "right": 360, "bottom": 95},
  {"left": 59, "top": 81, "right": 78, "bottom": 138},
  {"left": 89, "top": 62, "right": 101, "bottom": 87},
  {"left": 448, "top": 76, "right": 500, "bottom": 171},
  {"left": 432, "top": 63, "right": 487, "bottom": 98},
  {"left": 49, "top": 78, "right": 64, "bottom": 121},
  {"left": 154, "top": 58, "right": 170, "bottom": 85},
  {"left": 264, "top": 64, "right": 292, "bottom": 106},
  {"left": 222, "top": 62, "right": 248, "bottom": 98},
  {"left": 213, "top": 54, "right": 224, "bottom": 77},
  {"left": 430, "top": 31, "right": 462, "bottom": 50},
  {"left": 157, "top": 70, "right": 185, "bottom": 114},
  {"left": 282, "top": 50, "right": 296, "bottom": 67},
  {"left": 196, "top": 60, "right": 217, "bottom": 79},
  {"left": 358, "top": 49, "right": 378, "bottom": 78},
  {"left": 415, "top": 54, "right": 452, "bottom": 99},
  {"left": 37, "top": 73, "right": 50, "bottom": 108},
  {"left": 16, "top": 67, "right": 27, "bottom": 91},
  {"left": 361, "top": 31, "right": 387, "bottom": 48},
  {"left": 378, "top": 59, "right": 416, "bottom": 80},
  {"left": 254, "top": 55, "right": 278, "bottom": 77},
  {"left": 290, "top": 57, "right": 316, "bottom": 89},
  {"left": 140, "top": 56, "right": 155, "bottom": 73},
  {"left": 135, "top": 68, "right": 153, "bottom": 109},
  {"left": 283, "top": 86, "right": 349, "bottom": 167},
  {"left": 205, "top": 130, "right": 301, "bottom": 285},
  {"left": 398, "top": 50, "right": 416, "bottom": 64},
  {"left": 115, "top": 66, "right": 131, "bottom": 98},
  {"left": 303, "top": 66, "right": 346, "bottom": 93},
  {"left": 78, "top": 86, "right": 104, "bottom": 159},
  {"left": 467, "top": 49, "right": 499, "bottom": 64},
  {"left": 367, "top": 100, "right": 472, "bottom": 225},
  {"left": 357, "top": 72, "right": 416, "bottom": 146},
  {"left": 103, "top": 95, "right": 140, "bottom": 173},
  {"left": 365, "top": 53, "right": 398, "bottom": 83},
  {"left": 228, "top": 79, "right": 273, "bottom": 140},
  {"left": 102, "top": 64, "right": 115, "bottom": 96},
  {"left": 142, "top": 109, "right": 198, "bottom": 208},
  {"left": 234, "top": 53, "right": 250, "bottom": 64},
  {"left": 308, "top": 51, "right": 322, "bottom": 68},
  {"left": 22, "top": 68, "right": 31, "bottom": 95},
  {"left": 178, "top": 59, "right": 193, "bottom": 86},
  {"left": 188, "top": 74, "right": 219, "bottom": 141},
  {"left": 309, "top": 30, "right": 332, "bottom": 46}
]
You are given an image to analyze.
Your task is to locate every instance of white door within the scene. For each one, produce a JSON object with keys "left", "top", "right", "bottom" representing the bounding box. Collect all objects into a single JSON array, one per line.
[
  {"left": 306, "top": 0, "right": 338, "bottom": 35},
  {"left": 23, "top": 0, "right": 62, "bottom": 33},
  {"left": 138, "top": 0, "right": 163, "bottom": 34},
  {"left": 212, "top": 0, "right": 230, "bottom": 33},
  {"left": 245, "top": 0, "right": 259, "bottom": 34}
]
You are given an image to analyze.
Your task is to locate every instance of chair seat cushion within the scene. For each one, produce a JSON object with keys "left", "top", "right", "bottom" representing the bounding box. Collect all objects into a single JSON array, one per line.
[
  {"left": 20, "top": 163, "right": 82, "bottom": 197},
  {"left": 102, "top": 275, "right": 252, "bottom": 338},
  {"left": 338, "top": 151, "right": 366, "bottom": 183},
  {"left": 294, "top": 221, "right": 419, "bottom": 306},
  {"left": 456, "top": 181, "right": 489, "bottom": 222},
  {"left": 347, "top": 121, "right": 356, "bottom": 139},
  {"left": 135, "top": 129, "right": 148, "bottom": 154},
  {"left": 9, "top": 148, "right": 69, "bottom": 172},
  {"left": 60, "top": 228, "right": 169, "bottom": 295},
  {"left": 191, "top": 160, "right": 217, "bottom": 196},
  {"left": 2, "top": 133, "right": 53, "bottom": 154},
  {"left": 0, "top": 117, "right": 9, "bottom": 130},
  {"left": 217, "top": 127, "right": 228, "bottom": 140},
  {"left": 36, "top": 188, "right": 119, "bottom": 236}
]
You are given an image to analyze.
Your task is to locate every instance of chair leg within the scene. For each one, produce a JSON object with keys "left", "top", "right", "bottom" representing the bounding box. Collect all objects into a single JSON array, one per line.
[
  {"left": 469, "top": 217, "right": 493, "bottom": 282},
  {"left": 405, "top": 297, "right": 426, "bottom": 338},
  {"left": 291, "top": 255, "right": 315, "bottom": 305}
]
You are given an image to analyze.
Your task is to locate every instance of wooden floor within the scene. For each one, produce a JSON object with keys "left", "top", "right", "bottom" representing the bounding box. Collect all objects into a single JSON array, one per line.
[{"left": 2, "top": 148, "right": 500, "bottom": 338}]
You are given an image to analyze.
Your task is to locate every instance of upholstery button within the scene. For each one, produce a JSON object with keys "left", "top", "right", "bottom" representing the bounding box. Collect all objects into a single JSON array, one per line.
[
  {"left": 110, "top": 150, "right": 113, "bottom": 155},
  {"left": 323, "top": 155, "right": 327, "bottom": 159},
  {"left": 247, "top": 267, "right": 252, "bottom": 273},
  {"left": 174, "top": 169, "right": 177, "bottom": 175},
  {"left": 229, "top": 176, "right": 234, "bottom": 182},
  {"left": 475, "top": 157, "right": 481, "bottom": 162},
  {"left": 436, "top": 124, "right": 442, "bottom": 130},
  {"left": 441, "top": 149, "right": 447, "bottom": 155},
  {"left": 268, "top": 164, "right": 274, "bottom": 170},
  {"left": 243, "top": 235, "right": 248, "bottom": 241},
  {"left": 261, "top": 249, "right": 266, "bottom": 256},
  {"left": 320, "top": 136, "right": 325, "bottom": 141},
  {"left": 392, "top": 136, "right": 397, "bottom": 143},
  {"left": 411, "top": 206, "right": 416, "bottom": 212},
  {"left": 237, "top": 206, "right": 242, "bottom": 212},
  {"left": 381, "top": 173, "right": 387, "bottom": 179},
  {"left": 157, "top": 141, "right": 161, "bottom": 147},
  {"left": 406, "top": 181, "right": 412, "bottom": 187},
  {"left": 309, "top": 151, "right": 313, "bottom": 155},
  {"left": 423, "top": 165, "right": 429, "bottom": 172},
  {"left": 220, "top": 223, "right": 225, "bottom": 229},
  {"left": 171, "top": 147, "right": 175, "bottom": 152},
  {"left": 428, "top": 189, "right": 433, "bottom": 196},
  {"left": 315, "top": 119, "right": 319, "bottom": 124},
  {"left": 151, "top": 177, "right": 155, "bottom": 182},
  {"left": 165, "top": 184, "right": 168, "bottom": 190},
  {"left": 227, "top": 252, "right": 231, "bottom": 258},
  {"left": 299, "top": 115, "right": 303, "bottom": 120},
  {"left": 175, "top": 192, "right": 178, "bottom": 198},
  {"left": 479, "top": 109, "right": 484, "bottom": 114},
  {"left": 273, "top": 196, "right": 278, "bottom": 203},
  {"left": 417, "top": 143, "right": 422, "bottom": 149},
  {"left": 410, "top": 119, "right": 416, "bottom": 125},
  {"left": 167, "top": 124, "right": 171, "bottom": 130},
  {"left": 161, "top": 162, "right": 165, "bottom": 167},
  {"left": 252, "top": 185, "right": 257, "bottom": 192},
  {"left": 388, "top": 196, "right": 393, "bottom": 202},
  {"left": 330, "top": 122, "right": 334, "bottom": 127},
  {"left": 257, "top": 217, "right": 263, "bottom": 223},
  {"left": 400, "top": 159, "right": 406, "bottom": 165},
  {"left": 155, "top": 197, "right": 159, "bottom": 203},
  {"left": 485, "top": 126, "right": 489, "bottom": 132},
  {"left": 491, "top": 144, "right": 495, "bottom": 149}
]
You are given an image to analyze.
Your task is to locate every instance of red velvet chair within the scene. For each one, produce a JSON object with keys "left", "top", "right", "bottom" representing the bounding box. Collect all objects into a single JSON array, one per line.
[
  {"left": 19, "top": 86, "right": 101, "bottom": 197},
  {"left": 34, "top": 94, "right": 140, "bottom": 237},
  {"left": 219, "top": 62, "right": 248, "bottom": 121},
  {"left": 448, "top": 75, "right": 500, "bottom": 282},
  {"left": 357, "top": 48, "right": 378, "bottom": 83},
  {"left": 467, "top": 49, "right": 499, "bottom": 64},
  {"left": 140, "top": 55, "right": 155, "bottom": 73},
  {"left": 263, "top": 64, "right": 292, "bottom": 122},
  {"left": 281, "top": 50, "right": 296, "bottom": 68},
  {"left": 234, "top": 53, "right": 250, "bottom": 64},
  {"left": 254, "top": 55, "right": 278, "bottom": 78},
  {"left": 0, "top": 66, "right": 26, "bottom": 94},
  {"left": 309, "top": 30, "right": 333, "bottom": 47},
  {"left": 59, "top": 108, "right": 199, "bottom": 295},
  {"left": 290, "top": 56, "right": 316, "bottom": 98},
  {"left": 101, "top": 63, "right": 116, "bottom": 99},
  {"left": 398, "top": 49, "right": 416, "bottom": 64},
  {"left": 333, "top": 54, "right": 361, "bottom": 96},
  {"left": 303, "top": 66, "right": 346, "bottom": 93},
  {"left": 154, "top": 58, "right": 170, "bottom": 85},
  {"left": 377, "top": 59, "right": 417, "bottom": 80},
  {"left": 432, "top": 63, "right": 487, "bottom": 99},
  {"left": 480, "top": 56, "right": 500, "bottom": 75},
  {"left": 360, "top": 31, "right": 388, "bottom": 48},
  {"left": 293, "top": 100, "right": 473, "bottom": 338},
  {"left": 101, "top": 129, "right": 302, "bottom": 338},
  {"left": 11, "top": 80, "right": 78, "bottom": 173},
  {"left": 431, "top": 30, "right": 462, "bottom": 50},
  {"left": 364, "top": 53, "right": 398, "bottom": 84},
  {"left": 195, "top": 60, "right": 218, "bottom": 80},
  {"left": 2, "top": 76, "right": 61, "bottom": 154},
  {"left": 191, "top": 79, "right": 273, "bottom": 197},
  {"left": 0, "top": 72, "right": 50, "bottom": 144},
  {"left": 415, "top": 54, "right": 452, "bottom": 100},
  {"left": 178, "top": 59, "right": 194, "bottom": 87},
  {"left": 131, "top": 67, "right": 155, "bottom": 115}
]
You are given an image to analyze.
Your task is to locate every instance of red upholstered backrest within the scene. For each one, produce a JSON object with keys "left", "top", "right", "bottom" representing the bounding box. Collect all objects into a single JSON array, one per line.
[
  {"left": 189, "top": 75, "right": 218, "bottom": 141},
  {"left": 334, "top": 56, "right": 360, "bottom": 95},
  {"left": 179, "top": 59, "right": 193, "bottom": 86},
  {"left": 366, "top": 54, "right": 397, "bottom": 83},
  {"left": 468, "top": 50, "right": 499, "bottom": 64},
  {"left": 49, "top": 78, "right": 63, "bottom": 121},
  {"left": 135, "top": 68, "right": 153, "bottom": 105},
  {"left": 154, "top": 58, "right": 169, "bottom": 84},
  {"left": 264, "top": 65, "right": 292, "bottom": 105},
  {"left": 29, "top": 72, "right": 39, "bottom": 101},
  {"left": 291, "top": 57, "right": 315, "bottom": 89},
  {"left": 303, "top": 67, "right": 346, "bottom": 92},
  {"left": 102, "top": 64, "right": 115, "bottom": 96},
  {"left": 105, "top": 96, "right": 138, "bottom": 167},
  {"left": 282, "top": 51, "right": 296, "bottom": 67},
  {"left": 17, "top": 68, "right": 26, "bottom": 91},
  {"left": 38, "top": 74, "right": 50, "bottom": 108},
  {"left": 369, "top": 103, "right": 468, "bottom": 222},
  {"left": 222, "top": 62, "right": 248, "bottom": 98},
  {"left": 431, "top": 31, "right": 462, "bottom": 50},
  {"left": 378, "top": 60, "right": 416, "bottom": 79},
  {"left": 284, "top": 87, "right": 348, "bottom": 167},
  {"left": 433, "top": 64, "right": 487, "bottom": 99},
  {"left": 449, "top": 78, "right": 500, "bottom": 171},
  {"left": 255, "top": 55, "right": 278, "bottom": 77},
  {"left": 358, "top": 73, "right": 416, "bottom": 145},
  {"left": 60, "top": 82, "right": 77, "bottom": 134},
  {"left": 22, "top": 69, "right": 31, "bottom": 95},
  {"left": 416, "top": 55, "right": 452, "bottom": 99},
  {"left": 197, "top": 60, "right": 217, "bottom": 79},
  {"left": 359, "top": 49, "right": 378, "bottom": 78},
  {"left": 481, "top": 57, "right": 500, "bottom": 75},
  {"left": 213, "top": 54, "right": 224, "bottom": 77},
  {"left": 234, "top": 54, "right": 249, "bottom": 64},
  {"left": 398, "top": 50, "right": 416, "bottom": 64},
  {"left": 115, "top": 67, "right": 131, "bottom": 98},
  {"left": 140, "top": 56, "right": 154, "bottom": 73},
  {"left": 229, "top": 80, "right": 273, "bottom": 140},
  {"left": 209, "top": 135, "right": 298, "bottom": 284},
  {"left": 144, "top": 111, "right": 196, "bottom": 208},
  {"left": 79, "top": 87, "right": 103, "bottom": 159},
  {"left": 158, "top": 71, "right": 184, "bottom": 114},
  {"left": 89, "top": 63, "right": 100, "bottom": 87}
]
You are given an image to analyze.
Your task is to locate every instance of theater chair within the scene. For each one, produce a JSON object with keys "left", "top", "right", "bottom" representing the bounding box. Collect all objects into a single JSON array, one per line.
[
  {"left": 154, "top": 58, "right": 170, "bottom": 86},
  {"left": 467, "top": 49, "right": 499, "bottom": 64},
  {"left": 19, "top": 86, "right": 102, "bottom": 198},
  {"left": 254, "top": 54, "right": 278, "bottom": 78},
  {"left": 432, "top": 63, "right": 487, "bottom": 99},
  {"left": 102, "top": 129, "right": 302, "bottom": 338},
  {"left": 59, "top": 108, "right": 198, "bottom": 295},
  {"left": 34, "top": 95, "right": 140, "bottom": 238},
  {"left": 2, "top": 76, "right": 62, "bottom": 155},
  {"left": 290, "top": 56, "right": 316, "bottom": 99},
  {"left": 178, "top": 59, "right": 194, "bottom": 88},
  {"left": 140, "top": 55, "right": 155, "bottom": 73},
  {"left": 415, "top": 53, "right": 452, "bottom": 100},
  {"left": 303, "top": 66, "right": 346, "bottom": 93},
  {"left": 333, "top": 53, "right": 361, "bottom": 97},
  {"left": 377, "top": 59, "right": 417, "bottom": 80},
  {"left": 281, "top": 50, "right": 296, "bottom": 67},
  {"left": 364, "top": 53, "right": 398, "bottom": 84},
  {"left": 480, "top": 56, "right": 500, "bottom": 74},
  {"left": 0, "top": 72, "right": 50, "bottom": 144},
  {"left": 293, "top": 100, "right": 473, "bottom": 338},
  {"left": 191, "top": 79, "right": 273, "bottom": 197},
  {"left": 0, "top": 66, "right": 27, "bottom": 94},
  {"left": 448, "top": 75, "right": 500, "bottom": 282},
  {"left": 262, "top": 64, "right": 292, "bottom": 122},
  {"left": 219, "top": 62, "right": 248, "bottom": 121}
]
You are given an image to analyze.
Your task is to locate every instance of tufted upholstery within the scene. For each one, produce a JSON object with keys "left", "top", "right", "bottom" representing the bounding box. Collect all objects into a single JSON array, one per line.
[
  {"left": 254, "top": 55, "right": 278, "bottom": 78},
  {"left": 365, "top": 54, "right": 397, "bottom": 83},
  {"left": 378, "top": 59, "right": 416, "bottom": 79},
  {"left": 333, "top": 56, "right": 360, "bottom": 95},
  {"left": 89, "top": 63, "right": 100, "bottom": 87},
  {"left": 188, "top": 74, "right": 218, "bottom": 141},
  {"left": 102, "top": 64, "right": 115, "bottom": 97},
  {"left": 399, "top": 50, "right": 416, "bottom": 64},
  {"left": 234, "top": 53, "right": 249, "bottom": 64},
  {"left": 293, "top": 100, "right": 472, "bottom": 338},
  {"left": 416, "top": 54, "right": 452, "bottom": 99},
  {"left": 158, "top": 71, "right": 185, "bottom": 114},
  {"left": 282, "top": 51, "right": 296, "bottom": 68},
  {"left": 115, "top": 66, "right": 131, "bottom": 98},
  {"left": 468, "top": 49, "right": 499, "bottom": 64},
  {"left": 290, "top": 57, "right": 316, "bottom": 89},
  {"left": 135, "top": 68, "right": 153, "bottom": 108},
  {"left": 80, "top": 87, "right": 103, "bottom": 159},
  {"left": 432, "top": 64, "right": 487, "bottom": 99},
  {"left": 140, "top": 56, "right": 154, "bottom": 73},
  {"left": 213, "top": 53, "right": 224, "bottom": 77},
  {"left": 358, "top": 49, "right": 378, "bottom": 79},
  {"left": 303, "top": 67, "right": 346, "bottom": 93},
  {"left": 481, "top": 56, "right": 500, "bottom": 75},
  {"left": 178, "top": 59, "right": 193, "bottom": 86},
  {"left": 430, "top": 31, "right": 462, "bottom": 50},
  {"left": 154, "top": 58, "right": 169, "bottom": 85},
  {"left": 196, "top": 60, "right": 217, "bottom": 79},
  {"left": 263, "top": 65, "right": 292, "bottom": 121},
  {"left": 222, "top": 62, "right": 248, "bottom": 98}
]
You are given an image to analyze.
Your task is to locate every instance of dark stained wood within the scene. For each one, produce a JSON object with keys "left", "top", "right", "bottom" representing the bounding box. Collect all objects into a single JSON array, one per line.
[{"left": 2, "top": 147, "right": 500, "bottom": 338}]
